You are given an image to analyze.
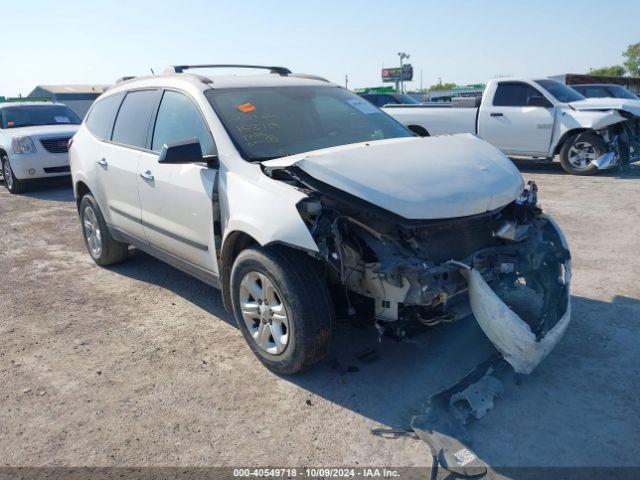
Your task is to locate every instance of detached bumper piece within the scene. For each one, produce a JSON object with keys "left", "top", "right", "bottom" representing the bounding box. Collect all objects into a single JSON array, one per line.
[
  {"left": 409, "top": 216, "right": 571, "bottom": 477},
  {"left": 463, "top": 265, "right": 571, "bottom": 375}
]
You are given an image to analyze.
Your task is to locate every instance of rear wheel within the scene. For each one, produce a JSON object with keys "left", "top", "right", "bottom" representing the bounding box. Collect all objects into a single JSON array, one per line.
[
  {"left": 230, "top": 245, "right": 333, "bottom": 374},
  {"left": 80, "top": 194, "right": 129, "bottom": 266},
  {"left": 2, "top": 156, "right": 28, "bottom": 194},
  {"left": 559, "top": 132, "right": 606, "bottom": 175}
]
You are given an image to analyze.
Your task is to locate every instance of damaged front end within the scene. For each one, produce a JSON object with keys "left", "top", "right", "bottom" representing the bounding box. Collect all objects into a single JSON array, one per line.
[
  {"left": 593, "top": 115, "right": 640, "bottom": 169},
  {"left": 268, "top": 159, "right": 571, "bottom": 375}
]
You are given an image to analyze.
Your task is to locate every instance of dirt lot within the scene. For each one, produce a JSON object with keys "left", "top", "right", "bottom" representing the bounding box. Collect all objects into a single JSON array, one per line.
[{"left": 1, "top": 162, "right": 639, "bottom": 476}]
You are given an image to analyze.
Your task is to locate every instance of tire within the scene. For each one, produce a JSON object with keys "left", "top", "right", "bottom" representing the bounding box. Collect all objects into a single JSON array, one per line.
[
  {"left": 230, "top": 245, "right": 333, "bottom": 375},
  {"left": 79, "top": 194, "right": 128, "bottom": 266},
  {"left": 2, "top": 156, "right": 28, "bottom": 194},
  {"left": 559, "top": 132, "right": 607, "bottom": 175}
]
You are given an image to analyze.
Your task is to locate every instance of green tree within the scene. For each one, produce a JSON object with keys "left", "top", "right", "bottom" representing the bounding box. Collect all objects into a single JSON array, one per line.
[
  {"left": 429, "top": 82, "right": 457, "bottom": 91},
  {"left": 623, "top": 42, "right": 640, "bottom": 76},
  {"left": 589, "top": 65, "right": 626, "bottom": 76}
]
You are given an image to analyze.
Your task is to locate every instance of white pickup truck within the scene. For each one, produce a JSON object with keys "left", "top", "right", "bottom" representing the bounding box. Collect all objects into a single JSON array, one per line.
[{"left": 384, "top": 78, "right": 640, "bottom": 175}]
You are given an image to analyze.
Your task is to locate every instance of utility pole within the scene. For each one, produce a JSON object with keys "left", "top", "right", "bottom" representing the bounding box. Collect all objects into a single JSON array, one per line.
[
  {"left": 398, "top": 52, "right": 410, "bottom": 93},
  {"left": 345, "top": 74, "right": 348, "bottom": 89}
]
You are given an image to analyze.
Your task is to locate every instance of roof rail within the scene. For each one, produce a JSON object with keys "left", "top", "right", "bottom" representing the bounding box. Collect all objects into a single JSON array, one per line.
[
  {"left": 289, "top": 73, "right": 330, "bottom": 83},
  {"left": 163, "top": 64, "right": 292, "bottom": 76}
]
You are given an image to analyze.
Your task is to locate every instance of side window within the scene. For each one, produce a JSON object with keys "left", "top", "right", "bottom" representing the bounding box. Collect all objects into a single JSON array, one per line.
[
  {"left": 151, "top": 90, "right": 216, "bottom": 155},
  {"left": 85, "top": 93, "right": 124, "bottom": 140},
  {"left": 111, "top": 90, "right": 159, "bottom": 149},
  {"left": 493, "top": 82, "right": 544, "bottom": 107}
]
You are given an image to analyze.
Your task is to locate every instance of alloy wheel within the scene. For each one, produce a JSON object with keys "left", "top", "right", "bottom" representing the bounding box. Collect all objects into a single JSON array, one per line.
[
  {"left": 239, "top": 271, "right": 290, "bottom": 355},
  {"left": 3, "top": 160, "right": 13, "bottom": 190},
  {"left": 567, "top": 141, "right": 597, "bottom": 170},
  {"left": 83, "top": 206, "right": 103, "bottom": 258}
]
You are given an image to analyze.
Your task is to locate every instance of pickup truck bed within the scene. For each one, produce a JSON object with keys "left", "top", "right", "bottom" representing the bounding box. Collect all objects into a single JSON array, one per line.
[{"left": 383, "top": 104, "right": 478, "bottom": 136}]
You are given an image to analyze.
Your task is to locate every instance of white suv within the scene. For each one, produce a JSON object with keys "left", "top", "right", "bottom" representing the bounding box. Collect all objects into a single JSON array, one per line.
[
  {"left": 70, "top": 65, "right": 572, "bottom": 375},
  {"left": 1, "top": 102, "right": 81, "bottom": 193}
]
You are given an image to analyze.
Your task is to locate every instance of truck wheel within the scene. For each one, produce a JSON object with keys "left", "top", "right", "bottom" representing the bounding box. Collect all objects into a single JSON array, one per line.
[
  {"left": 79, "top": 194, "right": 129, "bottom": 266},
  {"left": 559, "top": 132, "right": 606, "bottom": 175},
  {"left": 230, "top": 245, "right": 333, "bottom": 375},
  {"left": 2, "top": 156, "right": 28, "bottom": 194}
]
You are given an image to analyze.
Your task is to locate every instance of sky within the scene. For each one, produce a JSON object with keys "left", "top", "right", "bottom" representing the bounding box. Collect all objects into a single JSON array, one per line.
[{"left": 1, "top": 0, "right": 639, "bottom": 96}]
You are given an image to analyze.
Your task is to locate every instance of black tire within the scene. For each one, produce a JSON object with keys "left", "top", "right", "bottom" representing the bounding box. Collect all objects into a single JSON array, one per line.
[
  {"left": 79, "top": 194, "right": 128, "bottom": 266},
  {"left": 559, "top": 132, "right": 607, "bottom": 175},
  {"left": 230, "top": 245, "right": 333, "bottom": 375},
  {"left": 2, "top": 156, "right": 29, "bottom": 194}
]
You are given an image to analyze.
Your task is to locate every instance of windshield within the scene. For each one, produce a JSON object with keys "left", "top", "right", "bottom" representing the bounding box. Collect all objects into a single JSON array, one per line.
[
  {"left": 392, "top": 94, "right": 420, "bottom": 104},
  {"left": 535, "top": 79, "right": 585, "bottom": 103},
  {"left": 0, "top": 105, "right": 81, "bottom": 129},
  {"left": 205, "top": 86, "right": 413, "bottom": 161},
  {"left": 606, "top": 85, "right": 639, "bottom": 100}
]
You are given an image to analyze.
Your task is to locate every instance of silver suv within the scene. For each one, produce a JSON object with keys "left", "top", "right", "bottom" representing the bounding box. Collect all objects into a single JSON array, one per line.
[{"left": 70, "top": 65, "right": 571, "bottom": 375}]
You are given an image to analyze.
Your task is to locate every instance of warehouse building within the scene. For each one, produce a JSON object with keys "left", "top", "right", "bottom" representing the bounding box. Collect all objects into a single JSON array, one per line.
[{"left": 28, "top": 84, "right": 110, "bottom": 118}]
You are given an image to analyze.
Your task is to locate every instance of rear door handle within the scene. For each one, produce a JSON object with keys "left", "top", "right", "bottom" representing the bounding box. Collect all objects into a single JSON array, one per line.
[
  {"left": 490, "top": 112, "right": 503, "bottom": 117},
  {"left": 140, "top": 170, "right": 155, "bottom": 181},
  {"left": 97, "top": 158, "right": 108, "bottom": 167}
]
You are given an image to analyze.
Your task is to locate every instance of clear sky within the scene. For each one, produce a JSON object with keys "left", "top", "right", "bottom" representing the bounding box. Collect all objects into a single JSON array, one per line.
[{"left": 1, "top": 0, "right": 638, "bottom": 96}]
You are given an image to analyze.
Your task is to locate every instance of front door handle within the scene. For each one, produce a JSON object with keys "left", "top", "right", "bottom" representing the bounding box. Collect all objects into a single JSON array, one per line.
[
  {"left": 140, "top": 170, "right": 155, "bottom": 181},
  {"left": 490, "top": 112, "right": 504, "bottom": 117},
  {"left": 97, "top": 158, "right": 108, "bottom": 167}
]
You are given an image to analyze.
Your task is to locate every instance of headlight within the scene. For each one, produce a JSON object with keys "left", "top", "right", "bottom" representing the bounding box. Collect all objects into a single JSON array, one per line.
[{"left": 12, "top": 136, "right": 37, "bottom": 154}]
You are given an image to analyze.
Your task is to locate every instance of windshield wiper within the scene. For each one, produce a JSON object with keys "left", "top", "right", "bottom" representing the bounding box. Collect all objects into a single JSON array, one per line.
[{"left": 249, "top": 155, "right": 288, "bottom": 162}]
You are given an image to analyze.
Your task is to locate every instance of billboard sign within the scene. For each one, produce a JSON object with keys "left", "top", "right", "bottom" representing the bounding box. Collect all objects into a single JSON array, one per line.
[{"left": 381, "top": 64, "right": 413, "bottom": 83}]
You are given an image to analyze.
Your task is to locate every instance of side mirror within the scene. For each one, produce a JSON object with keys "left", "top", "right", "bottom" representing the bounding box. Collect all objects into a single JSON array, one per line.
[
  {"left": 527, "top": 96, "right": 551, "bottom": 108},
  {"left": 158, "top": 138, "right": 204, "bottom": 164}
]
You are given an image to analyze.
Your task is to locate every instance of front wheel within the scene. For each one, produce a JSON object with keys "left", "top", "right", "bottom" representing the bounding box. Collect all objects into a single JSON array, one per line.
[
  {"left": 2, "top": 156, "right": 28, "bottom": 194},
  {"left": 230, "top": 245, "right": 333, "bottom": 375},
  {"left": 559, "top": 132, "right": 607, "bottom": 175}
]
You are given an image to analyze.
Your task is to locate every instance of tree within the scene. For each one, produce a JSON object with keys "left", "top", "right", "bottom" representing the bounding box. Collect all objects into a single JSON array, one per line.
[
  {"left": 623, "top": 42, "right": 640, "bottom": 76},
  {"left": 589, "top": 65, "right": 626, "bottom": 76},
  {"left": 429, "top": 82, "right": 457, "bottom": 91}
]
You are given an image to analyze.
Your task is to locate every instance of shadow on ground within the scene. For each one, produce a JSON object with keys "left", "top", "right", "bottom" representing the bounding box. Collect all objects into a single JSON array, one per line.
[
  {"left": 0, "top": 175, "right": 75, "bottom": 202},
  {"left": 512, "top": 158, "right": 640, "bottom": 179},
  {"left": 110, "top": 246, "right": 640, "bottom": 467}
]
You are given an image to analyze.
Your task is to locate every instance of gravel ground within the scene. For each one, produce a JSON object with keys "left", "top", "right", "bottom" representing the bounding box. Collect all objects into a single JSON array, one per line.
[{"left": 1, "top": 162, "right": 639, "bottom": 476}]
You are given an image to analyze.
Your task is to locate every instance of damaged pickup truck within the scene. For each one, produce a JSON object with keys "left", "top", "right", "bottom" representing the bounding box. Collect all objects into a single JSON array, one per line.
[
  {"left": 70, "top": 65, "right": 571, "bottom": 375},
  {"left": 384, "top": 78, "right": 640, "bottom": 175}
]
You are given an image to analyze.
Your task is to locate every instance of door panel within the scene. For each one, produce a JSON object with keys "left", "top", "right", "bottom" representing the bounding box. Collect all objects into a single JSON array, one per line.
[
  {"left": 480, "top": 106, "right": 555, "bottom": 155},
  {"left": 479, "top": 81, "right": 555, "bottom": 155},
  {"left": 96, "top": 142, "right": 144, "bottom": 238},
  {"left": 137, "top": 151, "right": 218, "bottom": 273}
]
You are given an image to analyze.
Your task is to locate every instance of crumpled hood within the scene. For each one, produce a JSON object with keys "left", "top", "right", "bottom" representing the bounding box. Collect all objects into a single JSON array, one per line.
[
  {"left": 568, "top": 98, "right": 640, "bottom": 118},
  {"left": 263, "top": 135, "right": 525, "bottom": 220}
]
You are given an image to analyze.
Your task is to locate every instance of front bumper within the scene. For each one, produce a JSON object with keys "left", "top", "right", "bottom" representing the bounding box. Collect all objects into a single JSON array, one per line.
[
  {"left": 7, "top": 152, "right": 70, "bottom": 180},
  {"left": 463, "top": 216, "right": 571, "bottom": 374}
]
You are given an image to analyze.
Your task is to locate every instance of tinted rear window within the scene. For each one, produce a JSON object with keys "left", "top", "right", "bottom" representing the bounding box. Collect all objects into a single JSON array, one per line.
[
  {"left": 111, "top": 90, "right": 159, "bottom": 149},
  {"left": 85, "top": 93, "right": 124, "bottom": 140}
]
